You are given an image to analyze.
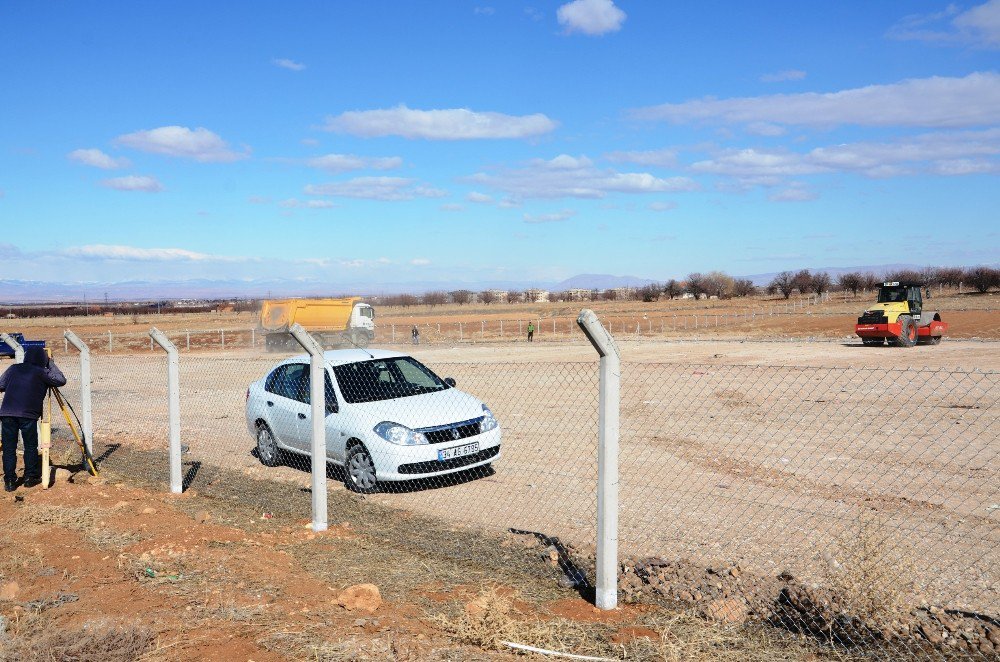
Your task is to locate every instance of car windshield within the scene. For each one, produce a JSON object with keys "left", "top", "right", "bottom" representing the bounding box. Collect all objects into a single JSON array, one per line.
[
  {"left": 877, "top": 287, "right": 907, "bottom": 303},
  {"left": 332, "top": 356, "right": 448, "bottom": 403}
]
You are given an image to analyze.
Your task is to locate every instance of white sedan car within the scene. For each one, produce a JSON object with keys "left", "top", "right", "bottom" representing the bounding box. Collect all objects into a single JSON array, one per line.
[{"left": 245, "top": 349, "right": 501, "bottom": 493}]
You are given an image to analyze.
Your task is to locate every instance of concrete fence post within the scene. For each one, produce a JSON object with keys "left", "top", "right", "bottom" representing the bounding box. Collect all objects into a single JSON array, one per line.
[
  {"left": 108, "top": 331, "right": 113, "bottom": 353},
  {"left": 251, "top": 328, "right": 255, "bottom": 347},
  {"left": 149, "top": 327, "right": 182, "bottom": 494},
  {"left": 576, "top": 309, "right": 620, "bottom": 611},
  {"left": 0, "top": 333, "right": 24, "bottom": 363},
  {"left": 63, "top": 330, "right": 93, "bottom": 455},
  {"left": 288, "top": 323, "right": 328, "bottom": 533}
]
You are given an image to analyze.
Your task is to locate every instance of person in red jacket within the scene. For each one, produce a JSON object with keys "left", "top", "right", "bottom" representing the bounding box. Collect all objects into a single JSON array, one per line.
[{"left": 0, "top": 346, "right": 66, "bottom": 491}]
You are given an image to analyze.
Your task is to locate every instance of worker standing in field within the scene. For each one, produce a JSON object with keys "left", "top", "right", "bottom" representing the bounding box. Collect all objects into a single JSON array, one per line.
[
  {"left": 527, "top": 321, "right": 535, "bottom": 342},
  {"left": 411, "top": 326, "right": 420, "bottom": 345},
  {"left": 0, "top": 346, "right": 66, "bottom": 492}
]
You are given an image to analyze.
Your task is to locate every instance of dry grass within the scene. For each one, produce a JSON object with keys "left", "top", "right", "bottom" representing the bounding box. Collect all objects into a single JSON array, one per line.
[
  {"left": 434, "top": 585, "right": 586, "bottom": 652},
  {"left": 823, "top": 514, "right": 918, "bottom": 629},
  {"left": 18, "top": 504, "right": 97, "bottom": 532},
  {"left": 0, "top": 615, "right": 154, "bottom": 662}
]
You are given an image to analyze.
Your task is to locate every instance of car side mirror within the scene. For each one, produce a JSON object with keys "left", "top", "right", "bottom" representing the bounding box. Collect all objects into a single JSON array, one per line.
[{"left": 444, "top": 377, "right": 456, "bottom": 387}]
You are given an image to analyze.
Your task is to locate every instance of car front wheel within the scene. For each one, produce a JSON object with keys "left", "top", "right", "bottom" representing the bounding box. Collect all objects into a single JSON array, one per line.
[
  {"left": 256, "top": 425, "right": 283, "bottom": 467},
  {"left": 345, "top": 445, "right": 378, "bottom": 493}
]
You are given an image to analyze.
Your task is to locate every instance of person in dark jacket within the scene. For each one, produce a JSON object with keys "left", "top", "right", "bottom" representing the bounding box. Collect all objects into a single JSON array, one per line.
[{"left": 0, "top": 346, "right": 66, "bottom": 491}]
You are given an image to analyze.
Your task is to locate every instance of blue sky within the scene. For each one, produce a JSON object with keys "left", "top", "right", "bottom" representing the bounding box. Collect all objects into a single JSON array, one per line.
[{"left": 1, "top": 0, "right": 999, "bottom": 291}]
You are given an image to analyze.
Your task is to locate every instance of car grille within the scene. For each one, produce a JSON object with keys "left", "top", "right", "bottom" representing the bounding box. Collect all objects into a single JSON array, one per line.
[
  {"left": 418, "top": 417, "right": 484, "bottom": 444},
  {"left": 858, "top": 311, "right": 888, "bottom": 324},
  {"left": 398, "top": 445, "right": 500, "bottom": 475}
]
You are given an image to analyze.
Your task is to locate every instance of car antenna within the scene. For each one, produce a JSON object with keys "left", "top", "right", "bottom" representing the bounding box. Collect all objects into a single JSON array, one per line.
[{"left": 344, "top": 333, "right": 375, "bottom": 359}]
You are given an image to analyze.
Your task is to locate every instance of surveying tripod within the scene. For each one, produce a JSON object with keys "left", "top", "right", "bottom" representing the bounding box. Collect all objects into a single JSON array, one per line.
[{"left": 39, "top": 386, "right": 100, "bottom": 488}]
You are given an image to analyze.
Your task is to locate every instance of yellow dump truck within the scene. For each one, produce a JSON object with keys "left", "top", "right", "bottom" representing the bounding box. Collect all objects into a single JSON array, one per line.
[{"left": 260, "top": 297, "right": 375, "bottom": 350}]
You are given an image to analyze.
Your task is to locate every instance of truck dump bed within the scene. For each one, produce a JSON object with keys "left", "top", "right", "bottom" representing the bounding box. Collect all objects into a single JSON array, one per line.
[{"left": 259, "top": 298, "right": 360, "bottom": 332}]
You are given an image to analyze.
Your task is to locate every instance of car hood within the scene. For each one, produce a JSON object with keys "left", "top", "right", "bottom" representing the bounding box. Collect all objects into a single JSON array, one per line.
[{"left": 344, "top": 387, "right": 487, "bottom": 430}]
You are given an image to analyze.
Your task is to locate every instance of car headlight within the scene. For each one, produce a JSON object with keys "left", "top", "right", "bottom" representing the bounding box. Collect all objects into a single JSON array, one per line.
[
  {"left": 480, "top": 405, "right": 498, "bottom": 432},
  {"left": 373, "top": 422, "right": 428, "bottom": 446}
]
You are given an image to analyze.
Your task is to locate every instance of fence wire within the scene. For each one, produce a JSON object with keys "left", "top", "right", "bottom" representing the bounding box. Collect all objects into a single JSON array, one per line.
[{"left": 34, "top": 348, "right": 1000, "bottom": 659}]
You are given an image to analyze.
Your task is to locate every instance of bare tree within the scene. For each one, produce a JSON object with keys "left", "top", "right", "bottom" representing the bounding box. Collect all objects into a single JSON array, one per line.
[
  {"left": 639, "top": 284, "right": 661, "bottom": 302},
  {"left": 883, "top": 268, "right": 922, "bottom": 283},
  {"left": 769, "top": 271, "right": 796, "bottom": 299},
  {"left": 838, "top": 272, "right": 863, "bottom": 296},
  {"left": 685, "top": 273, "right": 706, "bottom": 299},
  {"left": 663, "top": 279, "right": 682, "bottom": 299},
  {"left": 479, "top": 290, "right": 496, "bottom": 305},
  {"left": 811, "top": 272, "right": 832, "bottom": 295},
  {"left": 422, "top": 291, "right": 447, "bottom": 307},
  {"left": 792, "top": 269, "right": 813, "bottom": 294},
  {"left": 450, "top": 290, "right": 472, "bottom": 305},
  {"left": 860, "top": 272, "right": 881, "bottom": 292},
  {"left": 701, "top": 271, "right": 734, "bottom": 298},
  {"left": 506, "top": 290, "right": 521, "bottom": 304},
  {"left": 937, "top": 267, "right": 964, "bottom": 287},
  {"left": 965, "top": 266, "right": 1000, "bottom": 293},
  {"left": 589, "top": 289, "right": 601, "bottom": 301},
  {"left": 398, "top": 294, "right": 419, "bottom": 307},
  {"left": 602, "top": 289, "right": 618, "bottom": 301},
  {"left": 731, "top": 278, "right": 756, "bottom": 298}
]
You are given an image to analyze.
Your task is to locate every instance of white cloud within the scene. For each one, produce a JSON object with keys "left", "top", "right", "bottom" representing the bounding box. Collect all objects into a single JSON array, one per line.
[
  {"left": 604, "top": 148, "right": 677, "bottom": 167},
  {"left": 466, "top": 191, "right": 494, "bottom": 203},
  {"left": 631, "top": 72, "right": 1000, "bottom": 128},
  {"left": 100, "top": 175, "right": 163, "bottom": 192},
  {"left": 760, "top": 69, "right": 806, "bottom": 83},
  {"left": 557, "top": 0, "right": 626, "bottom": 35},
  {"left": 410, "top": 258, "right": 431, "bottom": 266},
  {"left": 470, "top": 154, "right": 700, "bottom": 199},
  {"left": 888, "top": 1, "right": 1000, "bottom": 49},
  {"left": 745, "top": 122, "right": 787, "bottom": 136},
  {"left": 649, "top": 201, "right": 678, "bottom": 212},
  {"left": 115, "top": 126, "right": 248, "bottom": 162},
  {"left": 305, "top": 153, "right": 403, "bottom": 172},
  {"left": 279, "top": 198, "right": 336, "bottom": 209},
  {"left": 768, "top": 184, "right": 818, "bottom": 202},
  {"left": 440, "top": 203, "right": 464, "bottom": 212},
  {"left": 323, "top": 105, "right": 557, "bottom": 140},
  {"left": 64, "top": 244, "right": 215, "bottom": 261},
  {"left": 68, "top": 148, "right": 130, "bottom": 169},
  {"left": 304, "top": 177, "right": 448, "bottom": 201},
  {"left": 690, "top": 128, "right": 1000, "bottom": 183},
  {"left": 273, "top": 58, "right": 306, "bottom": 71},
  {"left": 523, "top": 209, "right": 575, "bottom": 223}
]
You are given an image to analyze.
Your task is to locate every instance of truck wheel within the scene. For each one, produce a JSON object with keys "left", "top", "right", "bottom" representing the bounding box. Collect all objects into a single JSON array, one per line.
[
  {"left": 352, "top": 331, "right": 370, "bottom": 349},
  {"left": 895, "top": 316, "right": 917, "bottom": 348}
]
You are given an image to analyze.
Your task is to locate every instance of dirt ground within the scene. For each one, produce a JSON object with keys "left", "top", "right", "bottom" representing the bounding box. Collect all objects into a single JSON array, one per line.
[
  {"left": 0, "top": 460, "right": 854, "bottom": 661},
  {"left": 7, "top": 289, "right": 1000, "bottom": 353}
]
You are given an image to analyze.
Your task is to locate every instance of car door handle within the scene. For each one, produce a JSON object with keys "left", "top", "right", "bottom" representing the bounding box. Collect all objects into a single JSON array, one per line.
[
  {"left": 298, "top": 413, "right": 307, "bottom": 419},
  {"left": 266, "top": 401, "right": 274, "bottom": 407}
]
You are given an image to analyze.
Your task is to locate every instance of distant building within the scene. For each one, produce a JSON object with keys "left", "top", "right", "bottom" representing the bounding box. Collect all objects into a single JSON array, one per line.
[
  {"left": 613, "top": 287, "right": 637, "bottom": 300},
  {"left": 566, "top": 288, "right": 592, "bottom": 301},
  {"left": 525, "top": 289, "right": 549, "bottom": 303}
]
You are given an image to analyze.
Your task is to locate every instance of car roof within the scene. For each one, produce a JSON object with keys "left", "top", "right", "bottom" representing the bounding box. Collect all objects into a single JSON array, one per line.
[{"left": 280, "top": 348, "right": 409, "bottom": 367}]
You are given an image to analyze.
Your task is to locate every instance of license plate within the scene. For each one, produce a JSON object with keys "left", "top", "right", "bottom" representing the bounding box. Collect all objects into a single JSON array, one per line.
[{"left": 438, "top": 442, "right": 479, "bottom": 461}]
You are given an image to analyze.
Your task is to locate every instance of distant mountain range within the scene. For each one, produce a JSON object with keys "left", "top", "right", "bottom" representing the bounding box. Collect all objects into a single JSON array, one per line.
[{"left": 0, "top": 264, "right": 990, "bottom": 303}]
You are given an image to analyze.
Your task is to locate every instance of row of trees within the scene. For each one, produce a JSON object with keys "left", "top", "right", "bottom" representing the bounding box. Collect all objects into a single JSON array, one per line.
[{"left": 376, "top": 265, "right": 1000, "bottom": 307}]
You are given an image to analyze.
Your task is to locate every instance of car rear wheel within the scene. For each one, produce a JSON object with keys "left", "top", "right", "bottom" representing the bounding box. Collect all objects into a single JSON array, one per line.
[
  {"left": 345, "top": 445, "right": 378, "bottom": 493},
  {"left": 256, "top": 425, "right": 283, "bottom": 467}
]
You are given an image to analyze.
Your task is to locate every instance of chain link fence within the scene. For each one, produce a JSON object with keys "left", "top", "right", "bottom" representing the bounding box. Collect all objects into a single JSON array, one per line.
[{"left": 20, "top": 331, "right": 1000, "bottom": 658}]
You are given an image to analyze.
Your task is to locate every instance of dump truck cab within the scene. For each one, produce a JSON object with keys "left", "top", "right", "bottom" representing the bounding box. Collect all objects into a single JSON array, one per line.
[{"left": 855, "top": 281, "right": 946, "bottom": 347}]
